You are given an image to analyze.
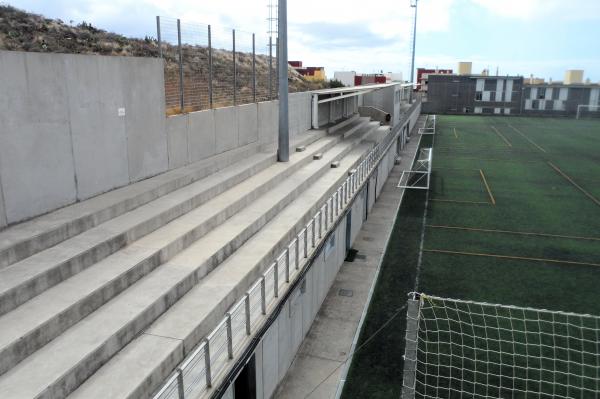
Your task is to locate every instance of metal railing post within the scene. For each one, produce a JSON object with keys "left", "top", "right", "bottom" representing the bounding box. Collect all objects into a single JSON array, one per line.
[
  {"left": 226, "top": 314, "right": 233, "bottom": 359},
  {"left": 177, "top": 19, "right": 184, "bottom": 113},
  {"left": 232, "top": 29, "right": 237, "bottom": 106},
  {"left": 268, "top": 36, "right": 273, "bottom": 100},
  {"left": 311, "top": 220, "right": 316, "bottom": 248},
  {"left": 208, "top": 25, "right": 213, "bottom": 108},
  {"left": 176, "top": 368, "right": 185, "bottom": 399},
  {"left": 252, "top": 33, "right": 256, "bottom": 103},
  {"left": 260, "top": 277, "right": 266, "bottom": 315},
  {"left": 303, "top": 228, "right": 308, "bottom": 258},
  {"left": 274, "top": 263, "right": 279, "bottom": 298},
  {"left": 285, "top": 250, "right": 290, "bottom": 283},
  {"left": 245, "top": 294, "right": 251, "bottom": 335},
  {"left": 204, "top": 339, "right": 212, "bottom": 387},
  {"left": 295, "top": 238, "right": 300, "bottom": 270},
  {"left": 156, "top": 16, "right": 162, "bottom": 59}
]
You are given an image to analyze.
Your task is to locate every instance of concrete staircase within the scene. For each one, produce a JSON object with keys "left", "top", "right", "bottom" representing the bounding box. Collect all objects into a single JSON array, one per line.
[{"left": 0, "top": 118, "right": 386, "bottom": 399}]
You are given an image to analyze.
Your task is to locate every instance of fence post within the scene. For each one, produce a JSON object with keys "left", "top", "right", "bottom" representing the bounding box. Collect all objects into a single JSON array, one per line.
[
  {"left": 177, "top": 19, "right": 184, "bottom": 113},
  {"left": 402, "top": 296, "right": 421, "bottom": 399},
  {"left": 204, "top": 339, "right": 212, "bottom": 387},
  {"left": 156, "top": 16, "right": 162, "bottom": 59},
  {"left": 245, "top": 294, "right": 251, "bottom": 335},
  {"left": 285, "top": 250, "right": 290, "bottom": 283},
  {"left": 208, "top": 25, "right": 213, "bottom": 108},
  {"left": 226, "top": 314, "right": 233, "bottom": 359},
  {"left": 260, "top": 277, "right": 266, "bottom": 315},
  {"left": 176, "top": 368, "right": 185, "bottom": 399},
  {"left": 303, "top": 228, "right": 308, "bottom": 258},
  {"left": 268, "top": 36, "right": 273, "bottom": 100},
  {"left": 295, "top": 238, "right": 300, "bottom": 270},
  {"left": 274, "top": 263, "right": 279, "bottom": 298},
  {"left": 232, "top": 29, "right": 236, "bottom": 106},
  {"left": 252, "top": 33, "right": 256, "bottom": 103}
]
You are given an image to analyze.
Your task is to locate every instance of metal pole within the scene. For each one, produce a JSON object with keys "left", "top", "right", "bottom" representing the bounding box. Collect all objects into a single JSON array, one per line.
[
  {"left": 268, "top": 36, "right": 273, "bottom": 100},
  {"left": 208, "top": 25, "right": 213, "bottom": 108},
  {"left": 252, "top": 33, "right": 257, "bottom": 102},
  {"left": 277, "top": 0, "right": 289, "bottom": 162},
  {"left": 176, "top": 369, "right": 185, "bottom": 399},
  {"left": 410, "top": 0, "right": 418, "bottom": 90},
  {"left": 177, "top": 19, "right": 184, "bottom": 113},
  {"left": 156, "top": 16, "right": 162, "bottom": 59},
  {"left": 232, "top": 29, "right": 237, "bottom": 106}
]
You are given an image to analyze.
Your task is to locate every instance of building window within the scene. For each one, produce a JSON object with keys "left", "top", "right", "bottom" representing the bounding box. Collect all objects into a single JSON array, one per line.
[
  {"left": 538, "top": 87, "right": 546, "bottom": 99},
  {"left": 475, "top": 92, "right": 483, "bottom": 101}
]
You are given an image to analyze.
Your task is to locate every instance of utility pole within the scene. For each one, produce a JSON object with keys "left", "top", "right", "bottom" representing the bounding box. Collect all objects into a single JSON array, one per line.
[
  {"left": 409, "top": 0, "right": 419, "bottom": 89},
  {"left": 277, "top": 0, "right": 289, "bottom": 162}
]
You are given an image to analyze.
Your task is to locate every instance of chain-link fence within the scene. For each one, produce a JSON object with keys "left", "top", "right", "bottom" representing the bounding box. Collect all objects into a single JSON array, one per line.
[{"left": 157, "top": 16, "right": 278, "bottom": 115}]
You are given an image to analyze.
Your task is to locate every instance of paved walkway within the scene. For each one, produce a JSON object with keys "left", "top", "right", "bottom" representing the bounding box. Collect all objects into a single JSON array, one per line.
[{"left": 275, "top": 124, "right": 424, "bottom": 399}]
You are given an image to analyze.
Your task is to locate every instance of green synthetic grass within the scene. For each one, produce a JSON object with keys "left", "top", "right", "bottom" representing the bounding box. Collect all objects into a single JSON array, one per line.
[{"left": 342, "top": 116, "right": 600, "bottom": 399}]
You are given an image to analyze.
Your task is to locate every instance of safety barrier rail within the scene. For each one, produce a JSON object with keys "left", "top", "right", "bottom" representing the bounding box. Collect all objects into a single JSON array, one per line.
[{"left": 153, "top": 118, "right": 405, "bottom": 399}]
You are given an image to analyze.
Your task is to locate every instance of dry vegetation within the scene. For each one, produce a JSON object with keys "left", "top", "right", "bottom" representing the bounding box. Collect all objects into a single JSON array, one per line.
[{"left": 0, "top": 4, "right": 328, "bottom": 113}]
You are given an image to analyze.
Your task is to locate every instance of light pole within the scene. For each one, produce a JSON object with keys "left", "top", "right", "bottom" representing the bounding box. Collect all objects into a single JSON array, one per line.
[
  {"left": 277, "top": 0, "right": 289, "bottom": 162},
  {"left": 410, "top": 0, "right": 419, "bottom": 90}
]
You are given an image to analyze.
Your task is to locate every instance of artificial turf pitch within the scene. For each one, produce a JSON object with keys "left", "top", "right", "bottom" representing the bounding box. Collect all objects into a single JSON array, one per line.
[{"left": 342, "top": 115, "right": 600, "bottom": 399}]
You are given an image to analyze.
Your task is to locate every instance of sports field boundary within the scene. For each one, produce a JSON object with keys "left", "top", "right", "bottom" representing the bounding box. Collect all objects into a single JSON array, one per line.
[
  {"left": 490, "top": 125, "right": 513, "bottom": 147},
  {"left": 508, "top": 123, "right": 547, "bottom": 153},
  {"left": 426, "top": 224, "right": 600, "bottom": 242},
  {"left": 479, "top": 169, "right": 496, "bottom": 205},
  {"left": 424, "top": 248, "right": 600, "bottom": 268},
  {"left": 547, "top": 161, "right": 600, "bottom": 207}
]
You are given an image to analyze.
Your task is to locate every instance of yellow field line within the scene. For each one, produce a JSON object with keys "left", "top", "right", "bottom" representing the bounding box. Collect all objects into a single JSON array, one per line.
[
  {"left": 426, "top": 224, "right": 600, "bottom": 242},
  {"left": 453, "top": 128, "right": 458, "bottom": 139},
  {"left": 490, "top": 125, "right": 513, "bottom": 147},
  {"left": 430, "top": 199, "right": 491, "bottom": 205},
  {"left": 508, "top": 124, "right": 547, "bottom": 153},
  {"left": 547, "top": 161, "right": 600, "bottom": 207},
  {"left": 479, "top": 169, "right": 496, "bottom": 205},
  {"left": 424, "top": 249, "right": 600, "bottom": 268}
]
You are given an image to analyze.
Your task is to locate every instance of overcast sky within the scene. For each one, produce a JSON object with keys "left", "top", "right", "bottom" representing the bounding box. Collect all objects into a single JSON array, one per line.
[{"left": 6, "top": 0, "right": 600, "bottom": 81}]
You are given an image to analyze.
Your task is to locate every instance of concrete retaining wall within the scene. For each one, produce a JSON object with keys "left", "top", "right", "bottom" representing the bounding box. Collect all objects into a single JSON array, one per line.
[
  {"left": 0, "top": 50, "right": 167, "bottom": 224},
  {"left": 0, "top": 50, "right": 316, "bottom": 227}
]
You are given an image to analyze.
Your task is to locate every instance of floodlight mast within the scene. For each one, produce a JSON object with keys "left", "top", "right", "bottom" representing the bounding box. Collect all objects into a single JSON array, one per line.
[
  {"left": 277, "top": 0, "right": 289, "bottom": 162},
  {"left": 410, "top": 0, "right": 418, "bottom": 89}
]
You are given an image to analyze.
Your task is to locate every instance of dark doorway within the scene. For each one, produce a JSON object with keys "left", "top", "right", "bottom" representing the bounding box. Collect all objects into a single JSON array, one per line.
[
  {"left": 345, "top": 210, "right": 352, "bottom": 253},
  {"left": 234, "top": 354, "right": 256, "bottom": 399}
]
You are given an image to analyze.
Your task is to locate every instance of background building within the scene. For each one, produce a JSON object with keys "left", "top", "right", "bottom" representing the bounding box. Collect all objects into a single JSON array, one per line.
[
  {"left": 416, "top": 67, "right": 453, "bottom": 92},
  {"left": 289, "top": 61, "right": 326, "bottom": 81},
  {"left": 423, "top": 63, "right": 600, "bottom": 117}
]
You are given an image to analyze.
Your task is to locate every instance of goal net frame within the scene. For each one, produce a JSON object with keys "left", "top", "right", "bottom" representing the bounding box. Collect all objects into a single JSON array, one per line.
[
  {"left": 402, "top": 293, "right": 600, "bottom": 399},
  {"left": 418, "top": 115, "right": 437, "bottom": 135},
  {"left": 576, "top": 105, "right": 600, "bottom": 120},
  {"left": 398, "top": 148, "right": 432, "bottom": 190}
]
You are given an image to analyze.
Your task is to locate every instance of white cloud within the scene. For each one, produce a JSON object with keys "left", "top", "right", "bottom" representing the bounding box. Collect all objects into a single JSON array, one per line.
[{"left": 470, "top": 0, "right": 600, "bottom": 20}]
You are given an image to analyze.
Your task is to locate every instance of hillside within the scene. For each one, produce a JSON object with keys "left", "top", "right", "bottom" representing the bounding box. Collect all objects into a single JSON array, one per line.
[{"left": 0, "top": 4, "right": 327, "bottom": 112}]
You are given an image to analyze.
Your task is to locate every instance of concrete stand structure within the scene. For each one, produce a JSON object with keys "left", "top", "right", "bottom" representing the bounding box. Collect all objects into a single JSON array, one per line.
[{"left": 0, "top": 49, "right": 420, "bottom": 399}]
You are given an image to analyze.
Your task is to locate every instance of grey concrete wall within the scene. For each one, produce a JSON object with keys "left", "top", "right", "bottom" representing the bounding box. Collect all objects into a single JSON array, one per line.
[
  {"left": 0, "top": 50, "right": 167, "bottom": 224},
  {"left": 0, "top": 49, "right": 314, "bottom": 227}
]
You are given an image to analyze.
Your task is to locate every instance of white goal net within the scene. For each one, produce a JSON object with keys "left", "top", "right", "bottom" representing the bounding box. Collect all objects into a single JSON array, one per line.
[
  {"left": 402, "top": 293, "right": 600, "bottom": 399},
  {"left": 576, "top": 105, "right": 600, "bottom": 120}
]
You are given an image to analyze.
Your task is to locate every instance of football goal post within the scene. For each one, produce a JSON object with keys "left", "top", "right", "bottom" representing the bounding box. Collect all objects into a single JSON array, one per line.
[
  {"left": 402, "top": 293, "right": 600, "bottom": 399},
  {"left": 576, "top": 105, "right": 600, "bottom": 120}
]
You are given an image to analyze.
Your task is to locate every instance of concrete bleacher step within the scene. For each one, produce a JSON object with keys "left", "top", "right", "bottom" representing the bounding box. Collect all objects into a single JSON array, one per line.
[
  {"left": 327, "top": 114, "right": 359, "bottom": 134},
  {"left": 0, "top": 136, "right": 346, "bottom": 319},
  {"left": 71, "top": 142, "right": 375, "bottom": 399},
  {"left": 0, "top": 134, "right": 345, "bottom": 376},
  {"left": 0, "top": 128, "right": 375, "bottom": 399},
  {"left": 0, "top": 143, "right": 264, "bottom": 269},
  {"left": 343, "top": 118, "right": 377, "bottom": 139}
]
